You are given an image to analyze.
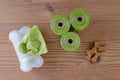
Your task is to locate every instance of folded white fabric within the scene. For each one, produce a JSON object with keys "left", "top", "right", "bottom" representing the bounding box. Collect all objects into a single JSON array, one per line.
[{"left": 9, "top": 26, "right": 44, "bottom": 72}]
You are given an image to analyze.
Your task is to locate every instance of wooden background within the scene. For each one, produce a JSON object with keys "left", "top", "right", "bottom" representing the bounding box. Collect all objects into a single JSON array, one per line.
[{"left": 0, "top": 0, "right": 120, "bottom": 80}]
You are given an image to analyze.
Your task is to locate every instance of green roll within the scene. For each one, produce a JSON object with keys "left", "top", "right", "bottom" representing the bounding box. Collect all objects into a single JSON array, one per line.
[
  {"left": 70, "top": 9, "right": 91, "bottom": 31},
  {"left": 50, "top": 15, "right": 70, "bottom": 35},
  {"left": 60, "top": 32, "right": 80, "bottom": 51}
]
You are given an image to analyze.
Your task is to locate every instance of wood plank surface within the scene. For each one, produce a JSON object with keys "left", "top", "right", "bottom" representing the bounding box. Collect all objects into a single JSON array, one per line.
[{"left": 0, "top": 0, "right": 120, "bottom": 80}]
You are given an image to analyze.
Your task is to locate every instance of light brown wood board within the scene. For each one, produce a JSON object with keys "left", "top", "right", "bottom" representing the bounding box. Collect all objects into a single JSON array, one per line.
[{"left": 0, "top": 0, "right": 120, "bottom": 80}]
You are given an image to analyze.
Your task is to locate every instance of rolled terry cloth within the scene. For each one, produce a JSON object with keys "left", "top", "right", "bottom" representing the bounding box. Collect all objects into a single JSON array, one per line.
[
  {"left": 50, "top": 15, "right": 70, "bottom": 35},
  {"left": 60, "top": 32, "right": 80, "bottom": 51},
  {"left": 9, "top": 26, "right": 44, "bottom": 72},
  {"left": 70, "top": 9, "right": 91, "bottom": 31}
]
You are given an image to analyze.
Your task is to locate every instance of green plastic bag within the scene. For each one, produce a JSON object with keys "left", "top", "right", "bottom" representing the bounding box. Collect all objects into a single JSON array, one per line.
[
  {"left": 19, "top": 25, "right": 48, "bottom": 55},
  {"left": 50, "top": 15, "right": 70, "bottom": 35},
  {"left": 60, "top": 32, "right": 80, "bottom": 51},
  {"left": 70, "top": 9, "right": 91, "bottom": 31}
]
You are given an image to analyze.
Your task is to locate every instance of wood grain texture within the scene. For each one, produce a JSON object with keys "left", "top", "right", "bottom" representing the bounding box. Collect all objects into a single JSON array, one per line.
[{"left": 0, "top": 0, "right": 120, "bottom": 80}]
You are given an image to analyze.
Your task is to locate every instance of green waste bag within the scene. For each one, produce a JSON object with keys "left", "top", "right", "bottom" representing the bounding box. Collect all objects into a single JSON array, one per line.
[
  {"left": 60, "top": 32, "right": 80, "bottom": 51},
  {"left": 70, "top": 9, "right": 91, "bottom": 31},
  {"left": 50, "top": 15, "right": 70, "bottom": 35},
  {"left": 19, "top": 25, "right": 48, "bottom": 55}
]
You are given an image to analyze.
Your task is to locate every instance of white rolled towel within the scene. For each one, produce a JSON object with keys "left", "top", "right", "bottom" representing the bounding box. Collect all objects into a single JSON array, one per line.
[{"left": 9, "top": 26, "right": 44, "bottom": 72}]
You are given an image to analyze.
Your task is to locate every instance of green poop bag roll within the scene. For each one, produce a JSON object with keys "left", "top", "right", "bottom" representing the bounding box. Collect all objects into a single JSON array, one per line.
[
  {"left": 60, "top": 32, "right": 80, "bottom": 51},
  {"left": 50, "top": 15, "right": 70, "bottom": 35},
  {"left": 70, "top": 9, "right": 91, "bottom": 31}
]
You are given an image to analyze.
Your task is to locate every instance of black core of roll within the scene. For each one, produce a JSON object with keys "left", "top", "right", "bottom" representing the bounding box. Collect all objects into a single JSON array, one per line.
[
  {"left": 77, "top": 17, "right": 82, "bottom": 22},
  {"left": 68, "top": 39, "right": 73, "bottom": 44},
  {"left": 58, "top": 22, "right": 63, "bottom": 27}
]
